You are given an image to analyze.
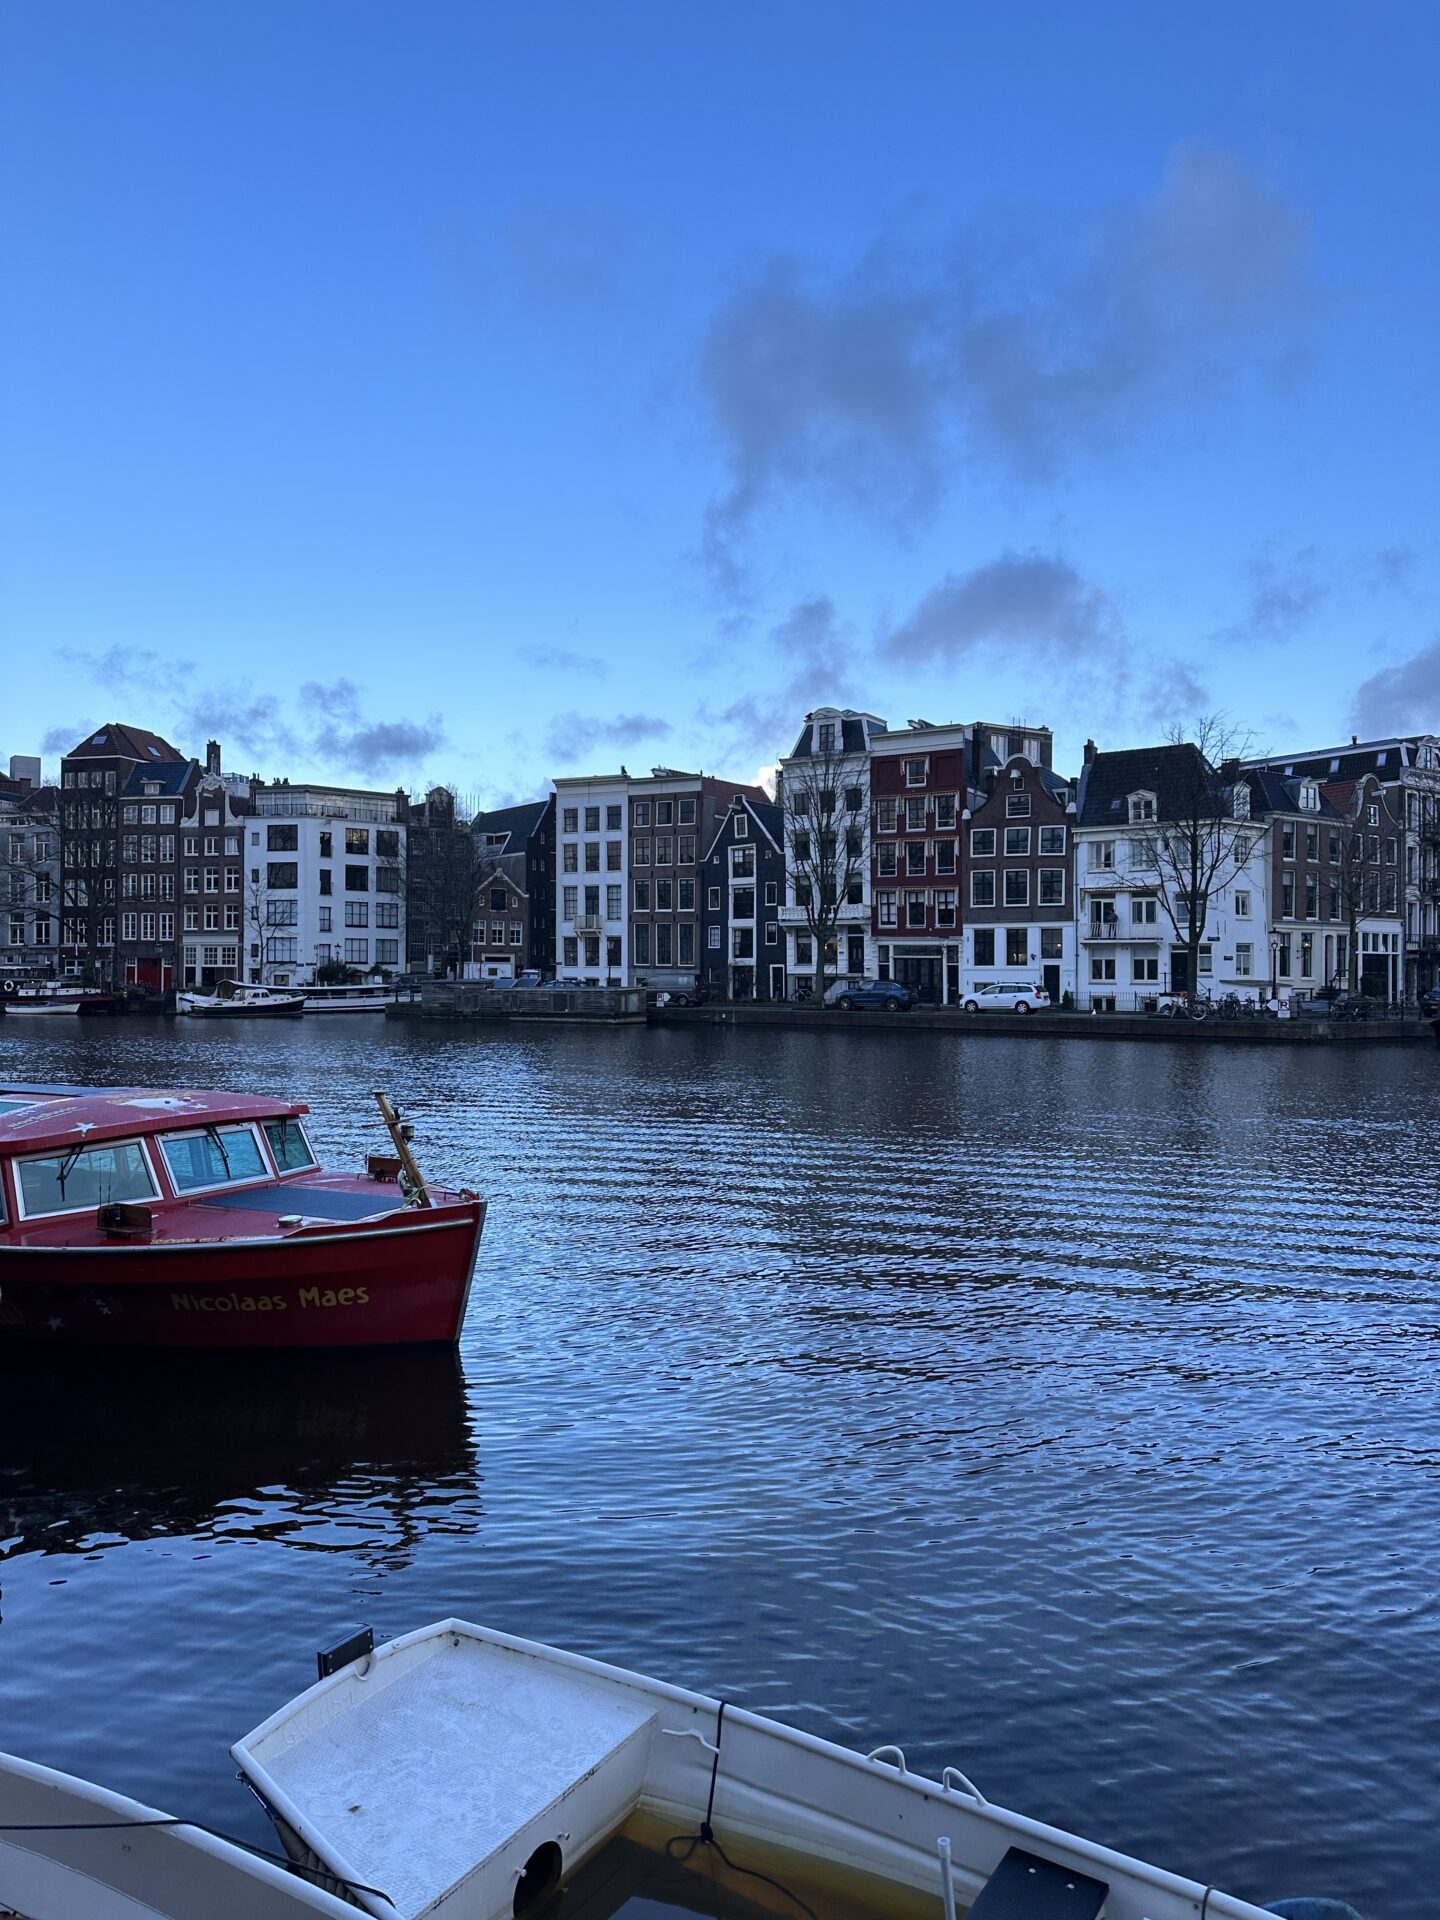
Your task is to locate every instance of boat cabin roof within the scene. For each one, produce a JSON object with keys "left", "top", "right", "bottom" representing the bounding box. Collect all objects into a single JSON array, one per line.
[{"left": 0, "top": 1087, "right": 309, "bottom": 1154}]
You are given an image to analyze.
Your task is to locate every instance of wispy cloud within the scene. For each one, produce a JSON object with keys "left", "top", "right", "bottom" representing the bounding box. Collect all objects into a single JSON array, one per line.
[
  {"left": 881, "top": 552, "right": 1121, "bottom": 666},
  {"left": 696, "top": 143, "right": 1313, "bottom": 601},
  {"left": 1215, "top": 544, "right": 1329, "bottom": 647},
  {"left": 1352, "top": 633, "right": 1440, "bottom": 737},
  {"left": 532, "top": 646, "right": 609, "bottom": 679},
  {"left": 698, "top": 594, "right": 874, "bottom": 761},
  {"left": 544, "top": 710, "right": 673, "bottom": 762}
]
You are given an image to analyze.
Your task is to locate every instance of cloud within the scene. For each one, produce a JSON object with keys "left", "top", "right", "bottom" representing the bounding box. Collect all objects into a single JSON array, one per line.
[
  {"left": 1215, "top": 544, "right": 1328, "bottom": 646},
  {"left": 1365, "top": 545, "right": 1418, "bottom": 595},
  {"left": 1140, "top": 660, "right": 1211, "bottom": 726},
  {"left": 180, "top": 687, "right": 300, "bottom": 761},
  {"left": 544, "top": 711, "right": 673, "bottom": 761},
  {"left": 300, "top": 678, "right": 363, "bottom": 723},
  {"left": 696, "top": 143, "right": 1312, "bottom": 597},
  {"left": 882, "top": 552, "right": 1121, "bottom": 665},
  {"left": 699, "top": 594, "right": 874, "bottom": 760},
  {"left": 42, "top": 722, "right": 89, "bottom": 753},
  {"left": 1351, "top": 634, "right": 1440, "bottom": 738},
  {"left": 312, "top": 716, "right": 447, "bottom": 776},
  {"left": 532, "top": 646, "right": 609, "bottom": 679}
]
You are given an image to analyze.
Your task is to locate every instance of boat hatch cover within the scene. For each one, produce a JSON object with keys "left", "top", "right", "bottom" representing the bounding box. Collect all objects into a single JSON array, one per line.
[{"left": 200, "top": 1184, "right": 402, "bottom": 1224}]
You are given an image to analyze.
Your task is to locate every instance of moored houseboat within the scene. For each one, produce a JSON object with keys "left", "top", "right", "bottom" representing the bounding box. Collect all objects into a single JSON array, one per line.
[
  {"left": 0, "top": 1085, "right": 484, "bottom": 1348},
  {"left": 300, "top": 982, "right": 392, "bottom": 1013},
  {"left": 177, "top": 980, "right": 307, "bottom": 1017}
]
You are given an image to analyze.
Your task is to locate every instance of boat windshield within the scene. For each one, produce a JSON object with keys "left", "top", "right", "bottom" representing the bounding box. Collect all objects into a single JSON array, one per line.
[
  {"left": 17, "top": 1141, "right": 157, "bottom": 1217},
  {"left": 264, "top": 1117, "right": 316, "bottom": 1171},
  {"left": 160, "top": 1125, "right": 268, "bottom": 1193}
]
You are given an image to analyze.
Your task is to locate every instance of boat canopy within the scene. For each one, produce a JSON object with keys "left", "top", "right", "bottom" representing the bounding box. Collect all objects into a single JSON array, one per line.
[{"left": 0, "top": 1089, "right": 310, "bottom": 1155}]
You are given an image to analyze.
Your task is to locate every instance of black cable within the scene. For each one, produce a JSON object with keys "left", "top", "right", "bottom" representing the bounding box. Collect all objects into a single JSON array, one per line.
[
  {"left": 663, "top": 1697, "right": 818, "bottom": 1920},
  {"left": 0, "top": 1816, "right": 396, "bottom": 1905}
]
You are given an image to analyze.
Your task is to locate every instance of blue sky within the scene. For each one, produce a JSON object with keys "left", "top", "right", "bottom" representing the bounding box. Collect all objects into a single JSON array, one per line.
[{"left": 3, "top": 1, "right": 1436, "bottom": 800}]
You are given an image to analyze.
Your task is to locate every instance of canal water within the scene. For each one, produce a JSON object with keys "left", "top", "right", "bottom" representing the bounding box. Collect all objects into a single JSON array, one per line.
[{"left": 0, "top": 1016, "right": 1436, "bottom": 1918}]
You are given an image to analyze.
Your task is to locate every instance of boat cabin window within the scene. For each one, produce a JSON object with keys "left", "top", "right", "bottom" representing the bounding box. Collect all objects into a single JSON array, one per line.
[
  {"left": 160, "top": 1125, "right": 268, "bottom": 1193},
  {"left": 264, "top": 1117, "right": 316, "bottom": 1171},
  {"left": 16, "top": 1140, "right": 157, "bottom": 1218}
]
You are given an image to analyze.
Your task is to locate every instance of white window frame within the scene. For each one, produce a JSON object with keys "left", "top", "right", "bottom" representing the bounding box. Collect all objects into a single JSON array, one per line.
[
  {"left": 13, "top": 1137, "right": 160, "bottom": 1220},
  {"left": 157, "top": 1122, "right": 273, "bottom": 1197}
]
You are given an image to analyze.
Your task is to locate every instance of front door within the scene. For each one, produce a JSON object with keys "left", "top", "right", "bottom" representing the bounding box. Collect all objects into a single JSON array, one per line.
[
  {"left": 1043, "top": 962, "right": 1060, "bottom": 1005},
  {"left": 896, "top": 956, "right": 941, "bottom": 1004},
  {"left": 769, "top": 963, "right": 786, "bottom": 1000},
  {"left": 1171, "top": 948, "right": 1190, "bottom": 994},
  {"left": 732, "top": 966, "right": 753, "bottom": 1000},
  {"left": 846, "top": 933, "right": 866, "bottom": 976}
]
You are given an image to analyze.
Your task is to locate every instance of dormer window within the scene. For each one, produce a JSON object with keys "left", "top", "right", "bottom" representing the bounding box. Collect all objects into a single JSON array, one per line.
[
  {"left": 1232, "top": 786, "right": 1251, "bottom": 821},
  {"left": 1299, "top": 783, "right": 1318, "bottom": 811},
  {"left": 1128, "top": 793, "right": 1155, "bottom": 822},
  {"left": 817, "top": 721, "right": 836, "bottom": 753},
  {"left": 905, "top": 757, "right": 927, "bottom": 786}
]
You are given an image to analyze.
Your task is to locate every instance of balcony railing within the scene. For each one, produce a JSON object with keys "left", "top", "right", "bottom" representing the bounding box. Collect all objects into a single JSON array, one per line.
[
  {"left": 573, "top": 913, "right": 604, "bottom": 932},
  {"left": 777, "top": 902, "right": 870, "bottom": 926},
  {"left": 1084, "top": 921, "right": 1121, "bottom": 940}
]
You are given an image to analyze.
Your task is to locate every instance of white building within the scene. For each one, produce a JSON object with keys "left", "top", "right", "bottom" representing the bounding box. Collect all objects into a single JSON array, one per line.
[
  {"left": 1073, "top": 743, "right": 1270, "bottom": 1009},
  {"left": 552, "top": 775, "right": 629, "bottom": 981},
  {"left": 247, "top": 780, "right": 406, "bottom": 985},
  {"left": 776, "top": 707, "right": 888, "bottom": 991}
]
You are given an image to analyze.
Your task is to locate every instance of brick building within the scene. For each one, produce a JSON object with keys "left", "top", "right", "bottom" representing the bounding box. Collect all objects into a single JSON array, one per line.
[{"left": 961, "top": 752, "right": 1077, "bottom": 1006}]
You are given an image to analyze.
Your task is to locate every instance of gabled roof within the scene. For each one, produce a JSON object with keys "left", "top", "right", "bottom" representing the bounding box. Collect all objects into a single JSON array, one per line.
[
  {"left": 470, "top": 799, "right": 552, "bottom": 849},
  {"left": 123, "top": 761, "right": 194, "bottom": 797},
  {"left": 702, "top": 794, "right": 784, "bottom": 863},
  {"left": 1076, "top": 743, "right": 1226, "bottom": 829},
  {"left": 475, "top": 854, "right": 528, "bottom": 900},
  {"left": 65, "top": 724, "right": 185, "bottom": 763}
]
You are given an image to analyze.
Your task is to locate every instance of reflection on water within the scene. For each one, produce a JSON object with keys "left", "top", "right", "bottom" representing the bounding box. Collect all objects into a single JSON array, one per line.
[{"left": 1, "top": 1017, "right": 1438, "bottom": 1918}]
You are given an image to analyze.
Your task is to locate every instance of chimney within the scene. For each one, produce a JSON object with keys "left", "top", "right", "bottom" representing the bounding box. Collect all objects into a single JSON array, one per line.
[
  {"left": 1083, "top": 738, "right": 1096, "bottom": 766},
  {"left": 205, "top": 739, "right": 221, "bottom": 776},
  {"left": 1351, "top": 735, "right": 1358, "bottom": 746}
]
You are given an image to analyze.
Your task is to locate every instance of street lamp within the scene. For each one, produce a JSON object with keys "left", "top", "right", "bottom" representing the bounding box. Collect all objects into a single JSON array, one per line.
[{"left": 1269, "top": 936, "right": 1280, "bottom": 997}]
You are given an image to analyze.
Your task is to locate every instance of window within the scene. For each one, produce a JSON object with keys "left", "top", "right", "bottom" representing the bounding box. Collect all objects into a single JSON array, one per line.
[
  {"left": 1133, "top": 955, "right": 1159, "bottom": 983},
  {"left": 1090, "top": 954, "right": 1117, "bottom": 982},
  {"left": 654, "top": 800, "right": 673, "bottom": 828},
  {"left": 935, "top": 794, "right": 956, "bottom": 829},
  {"left": 1006, "top": 928, "right": 1028, "bottom": 967},
  {"left": 900, "top": 890, "right": 923, "bottom": 928},
  {"left": 1305, "top": 876, "right": 1318, "bottom": 919},
  {"left": 1003, "top": 869, "right": 1029, "bottom": 906},
  {"left": 971, "top": 871, "right": 995, "bottom": 907},
  {"left": 970, "top": 828, "right": 996, "bottom": 857},
  {"left": 1282, "top": 823, "right": 1296, "bottom": 858},
  {"left": 936, "top": 890, "right": 956, "bottom": 927},
  {"left": 707, "top": 886, "right": 721, "bottom": 910},
  {"left": 905, "top": 796, "right": 926, "bottom": 831},
  {"left": 633, "top": 879, "right": 651, "bottom": 911},
  {"left": 973, "top": 928, "right": 995, "bottom": 967},
  {"left": 562, "top": 807, "right": 578, "bottom": 833},
  {"left": 905, "top": 842, "right": 927, "bottom": 877},
  {"left": 603, "top": 839, "right": 621, "bottom": 870},
  {"left": 731, "top": 845, "right": 755, "bottom": 878},
  {"left": 1281, "top": 877, "right": 1295, "bottom": 918},
  {"left": 376, "top": 939, "right": 399, "bottom": 964},
  {"left": 817, "top": 721, "right": 836, "bottom": 752},
  {"left": 676, "top": 836, "right": 694, "bottom": 864},
  {"left": 345, "top": 828, "right": 369, "bottom": 855},
  {"left": 344, "top": 901, "right": 369, "bottom": 927},
  {"left": 655, "top": 925, "right": 672, "bottom": 965},
  {"left": 765, "top": 923, "right": 778, "bottom": 945},
  {"left": 1004, "top": 826, "right": 1030, "bottom": 856},
  {"left": 795, "top": 933, "right": 813, "bottom": 964},
  {"left": 632, "top": 838, "right": 651, "bottom": 866},
  {"left": 318, "top": 869, "right": 332, "bottom": 895},
  {"left": 1038, "top": 825, "right": 1066, "bottom": 854},
  {"left": 936, "top": 841, "right": 956, "bottom": 874},
  {"left": 317, "top": 832, "right": 332, "bottom": 858},
  {"left": 17, "top": 1140, "right": 157, "bottom": 1217},
  {"left": 733, "top": 813, "right": 749, "bottom": 840},
  {"left": 584, "top": 841, "right": 600, "bottom": 871},
  {"left": 678, "top": 924, "right": 694, "bottom": 964},
  {"left": 1006, "top": 793, "right": 1030, "bottom": 817},
  {"left": 563, "top": 936, "right": 578, "bottom": 967},
  {"left": 655, "top": 878, "right": 673, "bottom": 912},
  {"left": 1306, "top": 824, "right": 1319, "bottom": 860},
  {"left": 844, "top": 786, "right": 863, "bottom": 813},
  {"left": 677, "top": 798, "right": 695, "bottom": 826},
  {"left": 562, "top": 885, "right": 578, "bottom": 921},
  {"left": 1090, "top": 841, "right": 1115, "bottom": 871},
  {"left": 265, "top": 1117, "right": 315, "bottom": 1170},
  {"left": 877, "top": 797, "right": 898, "bottom": 833},
  {"left": 343, "top": 938, "right": 369, "bottom": 964},
  {"left": 708, "top": 926, "right": 720, "bottom": 949},
  {"left": 267, "top": 824, "right": 298, "bottom": 851},
  {"left": 876, "top": 843, "right": 896, "bottom": 877},
  {"left": 1133, "top": 895, "right": 1157, "bottom": 925},
  {"left": 905, "top": 757, "right": 927, "bottom": 786},
  {"left": 1041, "top": 927, "right": 1064, "bottom": 960},
  {"left": 585, "top": 806, "right": 600, "bottom": 832},
  {"left": 562, "top": 843, "right": 578, "bottom": 873},
  {"left": 764, "top": 881, "right": 777, "bottom": 906},
  {"left": 632, "top": 801, "right": 651, "bottom": 828},
  {"left": 1235, "top": 943, "right": 1253, "bottom": 977},
  {"left": 344, "top": 865, "right": 369, "bottom": 892},
  {"left": 1276, "top": 935, "right": 1292, "bottom": 978},
  {"left": 1129, "top": 794, "right": 1155, "bottom": 822},
  {"left": 655, "top": 837, "right": 673, "bottom": 865},
  {"left": 678, "top": 878, "right": 695, "bottom": 912},
  {"left": 877, "top": 890, "right": 897, "bottom": 927},
  {"left": 162, "top": 1126, "right": 266, "bottom": 1192},
  {"left": 318, "top": 906, "right": 332, "bottom": 932},
  {"left": 1038, "top": 869, "right": 1065, "bottom": 905}
]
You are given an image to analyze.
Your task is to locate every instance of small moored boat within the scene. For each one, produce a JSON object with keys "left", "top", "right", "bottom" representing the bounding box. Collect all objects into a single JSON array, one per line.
[
  {"left": 300, "top": 982, "right": 391, "bottom": 1013},
  {"left": 177, "top": 980, "right": 307, "bottom": 1017},
  {"left": 0, "top": 1748, "right": 359, "bottom": 1917},
  {"left": 234, "top": 1620, "right": 1342, "bottom": 1920},
  {"left": 0, "top": 1085, "right": 484, "bottom": 1348}
]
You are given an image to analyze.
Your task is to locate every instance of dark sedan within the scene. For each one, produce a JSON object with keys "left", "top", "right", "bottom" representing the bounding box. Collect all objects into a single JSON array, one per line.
[{"left": 826, "top": 978, "right": 913, "bottom": 1012}]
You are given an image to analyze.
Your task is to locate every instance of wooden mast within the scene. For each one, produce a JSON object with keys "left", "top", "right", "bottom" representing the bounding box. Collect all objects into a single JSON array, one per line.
[{"left": 372, "top": 1090, "right": 432, "bottom": 1208}]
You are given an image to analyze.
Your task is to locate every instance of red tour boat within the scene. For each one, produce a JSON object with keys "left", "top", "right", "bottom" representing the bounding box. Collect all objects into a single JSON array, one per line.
[{"left": 0, "top": 1084, "right": 485, "bottom": 1348}]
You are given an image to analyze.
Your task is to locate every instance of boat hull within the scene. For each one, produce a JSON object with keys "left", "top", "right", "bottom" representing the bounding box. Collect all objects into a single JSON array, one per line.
[{"left": 0, "top": 1203, "right": 485, "bottom": 1348}]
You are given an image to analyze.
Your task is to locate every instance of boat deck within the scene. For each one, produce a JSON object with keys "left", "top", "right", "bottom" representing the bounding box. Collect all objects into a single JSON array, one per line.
[{"left": 256, "top": 1644, "right": 655, "bottom": 1918}]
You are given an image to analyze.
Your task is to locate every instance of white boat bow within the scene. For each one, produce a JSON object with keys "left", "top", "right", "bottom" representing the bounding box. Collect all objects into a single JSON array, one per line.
[{"left": 234, "top": 1619, "right": 1302, "bottom": 1920}]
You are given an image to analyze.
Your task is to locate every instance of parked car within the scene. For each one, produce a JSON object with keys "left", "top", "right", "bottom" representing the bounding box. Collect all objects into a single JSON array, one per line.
[
  {"left": 635, "top": 971, "right": 707, "bottom": 1007},
  {"left": 1419, "top": 986, "right": 1440, "bottom": 1018},
  {"left": 824, "top": 978, "right": 913, "bottom": 1012},
  {"left": 960, "top": 981, "right": 1051, "bottom": 1013}
]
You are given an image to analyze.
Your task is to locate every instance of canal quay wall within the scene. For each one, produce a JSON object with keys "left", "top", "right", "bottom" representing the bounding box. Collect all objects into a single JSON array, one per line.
[
  {"left": 395, "top": 987, "right": 1432, "bottom": 1044},
  {"left": 658, "top": 1004, "right": 1432, "bottom": 1044}
]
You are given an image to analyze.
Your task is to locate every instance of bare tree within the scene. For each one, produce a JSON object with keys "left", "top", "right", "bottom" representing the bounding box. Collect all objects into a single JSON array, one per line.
[
  {"left": 783, "top": 733, "right": 868, "bottom": 1000},
  {"left": 1153, "top": 715, "right": 1255, "bottom": 999},
  {"left": 245, "top": 870, "right": 277, "bottom": 983}
]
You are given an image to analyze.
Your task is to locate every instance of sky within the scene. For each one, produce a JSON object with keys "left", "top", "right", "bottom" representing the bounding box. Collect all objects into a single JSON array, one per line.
[{"left": 2, "top": 1, "right": 1437, "bottom": 802}]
